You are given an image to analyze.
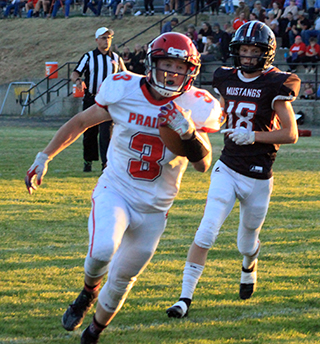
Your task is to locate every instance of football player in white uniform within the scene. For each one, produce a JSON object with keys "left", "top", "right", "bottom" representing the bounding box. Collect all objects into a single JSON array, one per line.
[
  {"left": 167, "top": 21, "right": 300, "bottom": 319},
  {"left": 25, "top": 32, "right": 222, "bottom": 344}
]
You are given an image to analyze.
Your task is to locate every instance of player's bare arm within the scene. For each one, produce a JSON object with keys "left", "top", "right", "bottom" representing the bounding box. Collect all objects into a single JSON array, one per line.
[
  {"left": 43, "top": 105, "right": 111, "bottom": 159},
  {"left": 25, "top": 105, "right": 110, "bottom": 194},
  {"left": 254, "top": 100, "right": 298, "bottom": 144}
]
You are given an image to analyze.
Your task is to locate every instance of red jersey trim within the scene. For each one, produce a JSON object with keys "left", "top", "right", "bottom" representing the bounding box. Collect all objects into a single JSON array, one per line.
[
  {"left": 89, "top": 196, "right": 96, "bottom": 257},
  {"left": 95, "top": 101, "right": 108, "bottom": 110},
  {"left": 201, "top": 127, "right": 219, "bottom": 133}
]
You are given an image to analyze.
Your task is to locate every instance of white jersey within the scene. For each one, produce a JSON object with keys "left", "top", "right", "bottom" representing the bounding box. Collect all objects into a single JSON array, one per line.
[{"left": 95, "top": 71, "right": 222, "bottom": 213}]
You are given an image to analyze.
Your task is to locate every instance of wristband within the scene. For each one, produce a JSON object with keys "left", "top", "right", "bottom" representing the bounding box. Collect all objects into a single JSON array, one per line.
[{"left": 181, "top": 131, "right": 210, "bottom": 162}]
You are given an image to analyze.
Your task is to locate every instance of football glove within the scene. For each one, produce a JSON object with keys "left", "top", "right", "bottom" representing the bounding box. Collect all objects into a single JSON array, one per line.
[
  {"left": 158, "top": 101, "right": 194, "bottom": 138},
  {"left": 221, "top": 127, "right": 255, "bottom": 145},
  {"left": 25, "top": 152, "right": 51, "bottom": 195}
]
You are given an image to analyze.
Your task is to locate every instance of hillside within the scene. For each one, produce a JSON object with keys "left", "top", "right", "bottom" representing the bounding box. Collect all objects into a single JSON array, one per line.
[{"left": 0, "top": 14, "right": 201, "bottom": 85}]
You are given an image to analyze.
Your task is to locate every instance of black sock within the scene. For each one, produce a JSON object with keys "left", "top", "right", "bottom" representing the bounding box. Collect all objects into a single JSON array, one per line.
[
  {"left": 88, "top": 314, "right": 107, "bottom": 336},
  {"left": 179, "top": 297, "right": 192, "bottom": 308}
]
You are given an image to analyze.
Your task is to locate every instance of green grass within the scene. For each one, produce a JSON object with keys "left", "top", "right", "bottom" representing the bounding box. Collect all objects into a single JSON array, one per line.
[{"left": 0, "top": 125, "right": 319, "bottom": 344}]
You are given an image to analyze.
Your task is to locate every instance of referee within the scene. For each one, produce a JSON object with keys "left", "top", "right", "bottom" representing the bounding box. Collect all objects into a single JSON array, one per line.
[{"left": 71, "top": 27, "right": 126, "bottom": 172}]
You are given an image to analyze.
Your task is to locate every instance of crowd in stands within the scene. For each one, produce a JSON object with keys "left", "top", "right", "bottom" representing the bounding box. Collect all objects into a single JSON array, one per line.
[{"left": 3, "top": 0, "right": 320, "bottom": 77}]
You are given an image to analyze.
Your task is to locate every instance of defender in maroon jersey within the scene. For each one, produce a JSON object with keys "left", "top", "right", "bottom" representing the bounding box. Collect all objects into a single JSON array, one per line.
[{"left": 167, "top": 21, "right": 301, "bottom": 319}]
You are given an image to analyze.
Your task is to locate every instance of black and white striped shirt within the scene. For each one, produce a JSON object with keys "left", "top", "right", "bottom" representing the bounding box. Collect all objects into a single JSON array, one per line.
[{"left": 74, "top": 48, "right": 121, "bottom": 96}]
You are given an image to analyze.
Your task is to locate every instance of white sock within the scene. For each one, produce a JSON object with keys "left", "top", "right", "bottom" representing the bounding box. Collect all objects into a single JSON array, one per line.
[
  {"left": 243, "top": 241, "right": 260, "bottom": 269},
  {"left": 180, "top": 262, "right": 204, "bottom": 300}
]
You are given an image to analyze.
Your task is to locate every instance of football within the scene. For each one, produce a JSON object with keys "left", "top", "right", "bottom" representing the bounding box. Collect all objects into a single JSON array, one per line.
[{"left": 159, "top": 125, "right": 187, "bottom": 156}]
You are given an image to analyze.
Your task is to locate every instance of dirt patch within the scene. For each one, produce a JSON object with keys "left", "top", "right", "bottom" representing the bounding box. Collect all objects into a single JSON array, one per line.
[{"left": 0, "top": 15, "right": 193, "bottom": 85}]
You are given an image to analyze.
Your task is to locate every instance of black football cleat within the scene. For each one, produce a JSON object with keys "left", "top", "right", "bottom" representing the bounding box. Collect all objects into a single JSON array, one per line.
[
  {"left": 62, "top": 289, "right": 98, "bottom": 331},
  {"left": 81, "top": 326, "right": 100, "bottom": 344},
  {"left": 166, "top": 300, "right": 189, "bottom": 318},
  {"left": 239, "top": 259, "right": 258, "bottom": 300}
]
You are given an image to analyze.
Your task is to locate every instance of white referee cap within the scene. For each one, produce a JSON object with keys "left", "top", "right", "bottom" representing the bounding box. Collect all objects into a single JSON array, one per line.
[{"left": 95, "top": 27, "right": 114, "bottom": 39}]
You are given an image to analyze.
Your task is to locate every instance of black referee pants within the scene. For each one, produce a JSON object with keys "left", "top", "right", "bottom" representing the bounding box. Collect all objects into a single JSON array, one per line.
[{"left": 82, "top": 96, "right": 113, "bottom": 166}]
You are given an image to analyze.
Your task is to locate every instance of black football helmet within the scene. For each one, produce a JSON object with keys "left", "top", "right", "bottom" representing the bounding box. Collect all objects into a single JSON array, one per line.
[{"left": 229, "top": 21, "right": 276, "bottom": 73}]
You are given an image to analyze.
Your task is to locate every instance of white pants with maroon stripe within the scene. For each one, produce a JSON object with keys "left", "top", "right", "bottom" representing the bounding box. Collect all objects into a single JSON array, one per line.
[
  {"left": 195, "top": 160, "right": 273, "bottom": 256},
  {"left": 84, "top": 181, "right": 167, "bottom": 313}
]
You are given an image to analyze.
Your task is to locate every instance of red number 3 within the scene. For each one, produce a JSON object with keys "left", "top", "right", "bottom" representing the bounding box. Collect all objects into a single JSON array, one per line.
[
  {"left": 113, "top": 74, "right": 132, "bottom": 81},
  {"left": 128, "top": 133, "right": 165, "bottom": 181}
]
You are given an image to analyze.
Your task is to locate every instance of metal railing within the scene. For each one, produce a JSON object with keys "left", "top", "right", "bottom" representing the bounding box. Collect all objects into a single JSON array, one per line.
[{"left": 19, "top": 61, "right": 77, "bottom": 115}]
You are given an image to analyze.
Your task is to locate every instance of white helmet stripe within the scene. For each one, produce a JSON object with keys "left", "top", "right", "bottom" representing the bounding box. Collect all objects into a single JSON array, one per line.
[{"left": 246, "top": 21, "right": 257, "bottom": 37}]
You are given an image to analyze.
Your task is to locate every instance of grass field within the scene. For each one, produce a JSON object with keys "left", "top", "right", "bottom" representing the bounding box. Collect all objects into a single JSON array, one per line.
[{"left": 0, "top": 124, "right": 319, "bottom": 344}]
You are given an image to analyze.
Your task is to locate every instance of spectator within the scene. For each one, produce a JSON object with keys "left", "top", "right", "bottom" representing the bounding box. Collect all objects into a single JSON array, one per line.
[
  {"left": 161, "top": 17, "right": 179, "bottom": 33},
  {"left": 25, "top": 0, "right": 37, "bottom": 15},
  {"left": 163, "top": 0, "right": 170, "bottom": 14},
  {"left": 283, "top": 0, "right": 303, "bottom": 10},
  {"left": 186, "top": 32, "right": 198, "bottom": 49},
  {"left": 107, "top": 0, "right": 121, "bottom": 18},
  {"left": 201, "top": 36, "right": 222, "bottom": 61},
  {"left": 260, "top": 0, "right": 269, "bottom": 8},
  {"left": 300, "top": 81, "right": 315, "bottom": 98},
  {"left": 197, "top": 21, "right": 214, "bottom": 53},
  {"left": 128, "top": 43, "right": 146, "bottom": 74},
  {"left": 144, "top": 0, "right": 154, "bottom": 15},
  {"left": 49, "top": 0, "right": 72, "bottom": 18},
  {"left": 307, "top": 0, "right": 320, "bottom": 23},
  {"left": 71, "top": 27, "right": 126, "bottom": 172},
  {"left": 212, "top": 22, "right": 231, "bottom": 62},
  {"left": 224, "top": 0, "right": 234, "bottom": 15},
  {"left": 196, "top": 0, "right": 205, "bottom": 13},
  {"left": 279, "top": 0, "right": 299, "bottom": 36},
  {"left": 259, "top": 7, "right": 267, "bottom": 22},
  {"left": 170, "top": 0, "right": 178, "bottom": 13},
  {"left": 281, "top": 11, "right": 297, "bottom": 48},
  {"left": 33, "top": 0, "right": 51, "bottom": 17},
  {"left": 120, "top": 46, "right": 133, "bottom": 69},
  {"left": 246, "top": 0, "right": 256, "bottom": 10},
  {"left": 115, "top": 0, "right": 135, "bottom": 18},
  {"left": 303, "top": 36, "right": 320, "bottom": 73},
  {"left": 4, "top": 0, "right": 22, "bottom": 17},
  {"left": 301, "top": 14, "right": 320, "bottom": 44},
  {"left": 286, "top": 35, "right": 306, "bottom": 72},
  {"left": 83, "top": 0, "right": 103, "bottom": 16},
  {"left": 224, "top": 20, "right": 234, "bottom": 35},
  {"left": 187, "top": 24, "right": 198, "bottom": 42},
  {"left": 207, "top": 0, "right": 220, "bottom": 15},
  {"left": 251, "top": 1, "right": 265, "bottom": 19},
  {"left": 0, "top": 0, "right": 8, "bottom": 14},
  {"left": 265, "top": 11, "right": 279, "bottom": 35},
  {"left": 249, "top": 12, "right": 258, "bottom": 21},
  {"left": 270, "top": 0, "right": 284, "bottom": 9},
  {"left": 280, "top": 0, "right": 299, "bottom": 23},
  {"left": 291, "top": 11, "right": 311, "bottom": 45},
  {"left": 183, "top": 0, "right": 192, "bottom": 15},
  {"left": 233, "top": 11, "right": 248, "bottom": 31},
  {"left": 235, "top": 0, "right": 250, "bottom": 19},
  {"left": 269, "top": 1, "right": 282, "bottom": 21}
]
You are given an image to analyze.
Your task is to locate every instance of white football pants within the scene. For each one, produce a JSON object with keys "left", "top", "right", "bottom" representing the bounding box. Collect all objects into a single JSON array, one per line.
[
  {"left": 195, "top": 160, "right": 273, "bottom": 256},
  {"left": 84, "top": 181, "right": 167, "bottom": 313}
]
